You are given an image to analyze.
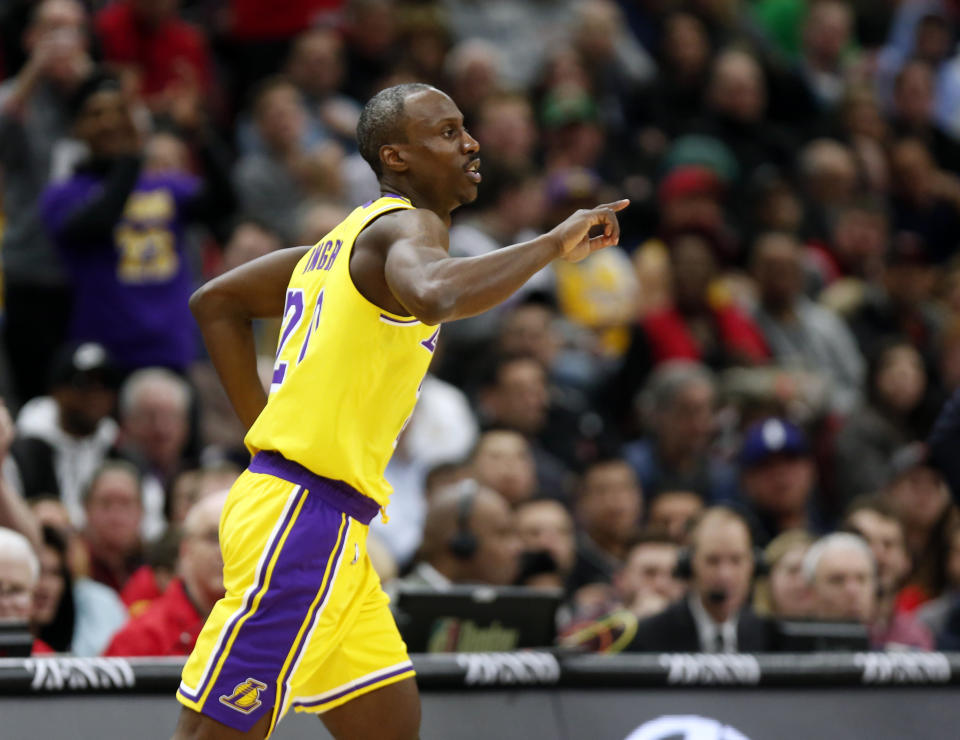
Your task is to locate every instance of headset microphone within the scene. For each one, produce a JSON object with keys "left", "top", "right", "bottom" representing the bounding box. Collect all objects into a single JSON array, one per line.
[{"left": 705, "top": 589, "right": 728, "bottom": 605}]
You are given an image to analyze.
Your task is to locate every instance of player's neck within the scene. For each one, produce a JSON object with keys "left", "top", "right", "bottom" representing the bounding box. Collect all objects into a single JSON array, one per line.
[{"left": 378, "top": 179, "right": 452, "bottom": 227}]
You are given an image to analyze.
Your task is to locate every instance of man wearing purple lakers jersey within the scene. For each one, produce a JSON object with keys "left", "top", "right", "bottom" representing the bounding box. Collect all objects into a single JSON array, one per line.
[{"left": 174, "top": 83, "right": 627, "bottom": 740}]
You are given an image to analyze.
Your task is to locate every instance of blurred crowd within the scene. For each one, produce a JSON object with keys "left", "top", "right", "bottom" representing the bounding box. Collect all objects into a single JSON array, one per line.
[{"left": 2, "top": 0, "right": 960, "bottom": 659}]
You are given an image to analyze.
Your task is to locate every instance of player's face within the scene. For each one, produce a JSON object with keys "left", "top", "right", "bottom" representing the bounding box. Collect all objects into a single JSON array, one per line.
[{"left": 399, "top": 89, "right": 481, "bottom": 210}]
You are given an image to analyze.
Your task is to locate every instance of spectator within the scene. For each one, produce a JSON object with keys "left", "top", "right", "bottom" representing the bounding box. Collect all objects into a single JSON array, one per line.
[
  {"left": 739, "top": 418, "right": 820, "bottom": 547},
  {"left": 622, "top": 361, "right": 739, "bottom": 502},
  {"left": 834, "top": 341, "right": 939, "bottom": 502},
  {"left": 10, "top": 342, "right": 118, "bottom": 526},
  {"left": 882, "top": 444, "right": 957, "bottom": 604},
  {"left": 623, "top": 507, "right": 772, "bottom": 652},
  {"left": 284, "top": 27, "right": 361, "bottom": 150},
  {"left": 647, "top": 490, "right": 705, "bottom": 545},
  {"left": 234, "top": 76, "right": 344, "bottom": 243},
  {"left": 0, "top": 0, "right": 93, "bottom": 403},
  {"left": 0, "top": 401, "right": 41, "bottom": 550},
  {"left": 889, "top": 60, "right": 960, "bottom": 175},
  {"left": 548, "top": 168, "right": 640, "bottom": 358},
  {"left": 693, "top": 48, "right": 795, "bottom": 201},
  {"left": 0, "top": 526, "right": 51, "bottom": 654},
  {"left": 341, "top": 0, "right": 400, "bottom": 103},
  {"left": 104, "top": 489, "right": 227, "bottom": 656},
  {"left": 619, "top": 230, "right": 770, "bottom": 397},
  {"left": 476, "top": 354, "right": 574, "bottom": 495},
  {"left": 94, "top": 0, "right": 215, "bottom": 113},
  {"left": 82, "top": 461, "right": 144, "bottom": 594},
  {"left": 916, "top": 523, "right": 960, "bottom": 636},
  {"left": 845, "top": 497, "right": 935, "bottom": 649},
  {"left": 33, "top": 524, "right": 127, "bottom": 656},
  {"left": 803, "top": 530, "right": 930, "bottom": 649},
  {"left": 472, "top": 93, "right": 538, "bottom": 171},
  {"left": 117, "top": 367, "right": 191, "bottom": 498},
  {"left": 515, "top": 499, "right": 577, "bottom": 589},
  {"left": 632, "top": 10, "right": 714, "bottom": 142},
  {"left": 797, "top": 0, "right": 855, "bottom": 111},
  {"left": 400, "top": 481, "right": 522, "bottom": 589},
  {"left": 804, "top": 532, "right": 877, "bottom": 625},
  {"left": 887, "top": 138, "right": 960, "bottom": 266},
  {"left": 40, "top": 70, "right": 235, "bottom": 374},
  {"left": 798, "top": 138, "right": 861, "bottom": 243},
  {"left": 568, "top": 456, "right": 643, "bottom": 591},
  {"left": 753, "top": 529, "right": 815, "bottom": 619},
  {"left": 219, "top": 217, "right": 284, "bottom": 275},
  {"left": 750, "top": 231, "right": 866, "bottom": 415},
  {"left": 496, "top": 299, "right": 597, "bottom": 396},
  {"left": 613, "top": 530, "right": 684, "bottom": 618},
  {"left": 468, "top": 428, "right": 538, "bottom": 506}
]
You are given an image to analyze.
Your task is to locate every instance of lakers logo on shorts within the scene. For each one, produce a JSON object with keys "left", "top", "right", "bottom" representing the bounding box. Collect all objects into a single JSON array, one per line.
[{"left": 219, "top": 678, "right": 268, "bottom": 714}]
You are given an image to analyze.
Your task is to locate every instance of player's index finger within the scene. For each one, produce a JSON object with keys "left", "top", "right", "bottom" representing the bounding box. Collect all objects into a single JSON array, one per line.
[{"left": 594, "top": 199, "right": 631, "bottom": 213}]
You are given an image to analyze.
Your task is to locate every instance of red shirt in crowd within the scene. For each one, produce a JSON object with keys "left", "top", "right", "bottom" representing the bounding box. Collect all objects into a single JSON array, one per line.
[
  {"left": 95, "top": 2, "right": 214, "bottom": 100},
  {"left": 641, "top": 305, "right": 771, "bottom": 366},
  {"left": 103, "top": 578, "right": 204, "bottom": 657},
  {"left": 120, "top": 565, "right": 167, "bottom": 618},
  {"left": 227, "top": 0, "right": 343, "bottom": 40}
]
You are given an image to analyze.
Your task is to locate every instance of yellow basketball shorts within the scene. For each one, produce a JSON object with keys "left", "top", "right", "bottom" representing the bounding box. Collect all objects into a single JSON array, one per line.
[{"left": 177, "top": 451, "right": 414, "bottom": 735}]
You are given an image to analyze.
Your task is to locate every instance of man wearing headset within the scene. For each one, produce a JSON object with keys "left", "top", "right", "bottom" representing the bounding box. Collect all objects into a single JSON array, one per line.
[
  {"left": 623, "top": 506, "right": 774, "bottom": 652},
  {"left": 399, "top": 480, "right": 523, "bottom": 589}
]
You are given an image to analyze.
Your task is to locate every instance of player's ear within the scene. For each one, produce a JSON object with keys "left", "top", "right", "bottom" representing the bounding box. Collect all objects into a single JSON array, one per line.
[{"left": 380, "top": 144, "right": 408, "bottom": 173}]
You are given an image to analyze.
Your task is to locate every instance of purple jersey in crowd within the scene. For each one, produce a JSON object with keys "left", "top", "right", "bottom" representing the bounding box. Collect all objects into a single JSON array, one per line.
[{"left": 42, "top": 173, "right": 200, "bottom": 371}]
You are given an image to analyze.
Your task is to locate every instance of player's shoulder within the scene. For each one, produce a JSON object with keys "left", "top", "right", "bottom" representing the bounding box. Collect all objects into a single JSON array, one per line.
[{"left": 358, "top": 205, "right": 447, "bottom": 248}]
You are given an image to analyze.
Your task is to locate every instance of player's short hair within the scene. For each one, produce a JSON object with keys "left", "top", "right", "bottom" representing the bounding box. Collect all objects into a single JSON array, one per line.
[{"left": 356, "top": 83, "right": 434, "bottom": 178}]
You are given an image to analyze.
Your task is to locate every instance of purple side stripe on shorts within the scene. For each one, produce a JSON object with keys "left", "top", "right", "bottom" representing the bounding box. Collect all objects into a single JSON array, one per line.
[
  {"left": 292, "top": 664, "right": 415, "bottom": 710},
  {"left": 197, "top": 499, "right": 348, "bottom": 733},
  {"left": 272, "top": 519, "right": 352, "bottom": 730},
  {"left": 178, "top": 486, "right": 306, "bottom": 703}
]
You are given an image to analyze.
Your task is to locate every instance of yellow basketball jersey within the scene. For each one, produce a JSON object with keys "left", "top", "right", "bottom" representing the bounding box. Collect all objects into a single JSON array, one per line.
[{"left": 245, "top": 195, "right": 439, "bottom": 508}]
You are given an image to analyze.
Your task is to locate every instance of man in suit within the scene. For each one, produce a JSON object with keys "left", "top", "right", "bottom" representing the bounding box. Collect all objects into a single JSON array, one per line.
[
  {"left": 624, "top": 506, "right": 773, "bottom": 652},
  {"left": 397, "top": 479, "right": 523, "bottom": 590}
]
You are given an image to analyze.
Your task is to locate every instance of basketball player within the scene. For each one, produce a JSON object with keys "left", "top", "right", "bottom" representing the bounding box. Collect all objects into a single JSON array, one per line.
[{"left": 172, "top": 83, "right": 627, "bottom": 740}]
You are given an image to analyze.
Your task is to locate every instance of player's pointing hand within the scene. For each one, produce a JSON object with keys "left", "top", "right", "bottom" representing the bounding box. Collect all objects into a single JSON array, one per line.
[{"left": 549, "top": 199, "right": 630, "bottom": 263}]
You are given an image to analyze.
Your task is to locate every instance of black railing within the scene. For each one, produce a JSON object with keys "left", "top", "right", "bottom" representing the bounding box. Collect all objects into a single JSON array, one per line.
[{"left": 2, "top": 651, "right": 959, "bottom": 695}]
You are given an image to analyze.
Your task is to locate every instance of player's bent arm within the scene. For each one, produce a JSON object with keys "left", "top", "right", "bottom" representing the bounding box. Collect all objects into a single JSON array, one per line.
[
  {"left": 190, "top": 246, "right": 310, "bottom": 428},
  {"left": 383, "top": 200, "right": 628, "bottom": 325},
  {"left": 384, "top": 211, "right": 560, "bottom": 325}
]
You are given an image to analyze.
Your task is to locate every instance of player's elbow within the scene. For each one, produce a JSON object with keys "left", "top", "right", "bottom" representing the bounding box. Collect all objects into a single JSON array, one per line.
[
  {"left": 405, "top": 283, "right": 453, "bottom": 326},
  {"left": 189, "top": 277, "right": 237, "bottom": 322},
  {"left": 188, "top": 281, "right": 214, "bottom": 319}
]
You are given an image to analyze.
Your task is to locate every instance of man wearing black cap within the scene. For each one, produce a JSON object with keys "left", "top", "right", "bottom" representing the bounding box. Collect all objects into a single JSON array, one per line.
[
  {"left": 9, "top": 341, "right": 118, "bottom": 527},
  {"left": 739, "top": 418, "right": 820, "bottom": 547}
]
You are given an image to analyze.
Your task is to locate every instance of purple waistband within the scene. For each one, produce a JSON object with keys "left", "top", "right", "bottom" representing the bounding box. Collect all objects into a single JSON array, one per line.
[{"left": 248, "top": 451, "right": 380, "bottom": 525}]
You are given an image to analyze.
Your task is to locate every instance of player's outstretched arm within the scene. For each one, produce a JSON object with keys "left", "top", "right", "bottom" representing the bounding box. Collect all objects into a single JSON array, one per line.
[
  {"left": 190, "top": 246, "right": 309, "bottom": 428},
  {"left": 382, "top": 199, "right": 629, "bottom": 325}
]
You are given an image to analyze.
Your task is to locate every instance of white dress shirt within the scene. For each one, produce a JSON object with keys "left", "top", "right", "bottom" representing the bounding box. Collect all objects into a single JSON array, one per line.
[{"left": 688, "top": 593, "right": 739, "bottom": 652}]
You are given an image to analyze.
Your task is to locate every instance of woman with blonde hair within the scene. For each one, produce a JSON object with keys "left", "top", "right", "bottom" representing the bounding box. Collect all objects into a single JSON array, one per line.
[{"left": 753, "top": 529, "right": 815, "bottom": 618}]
